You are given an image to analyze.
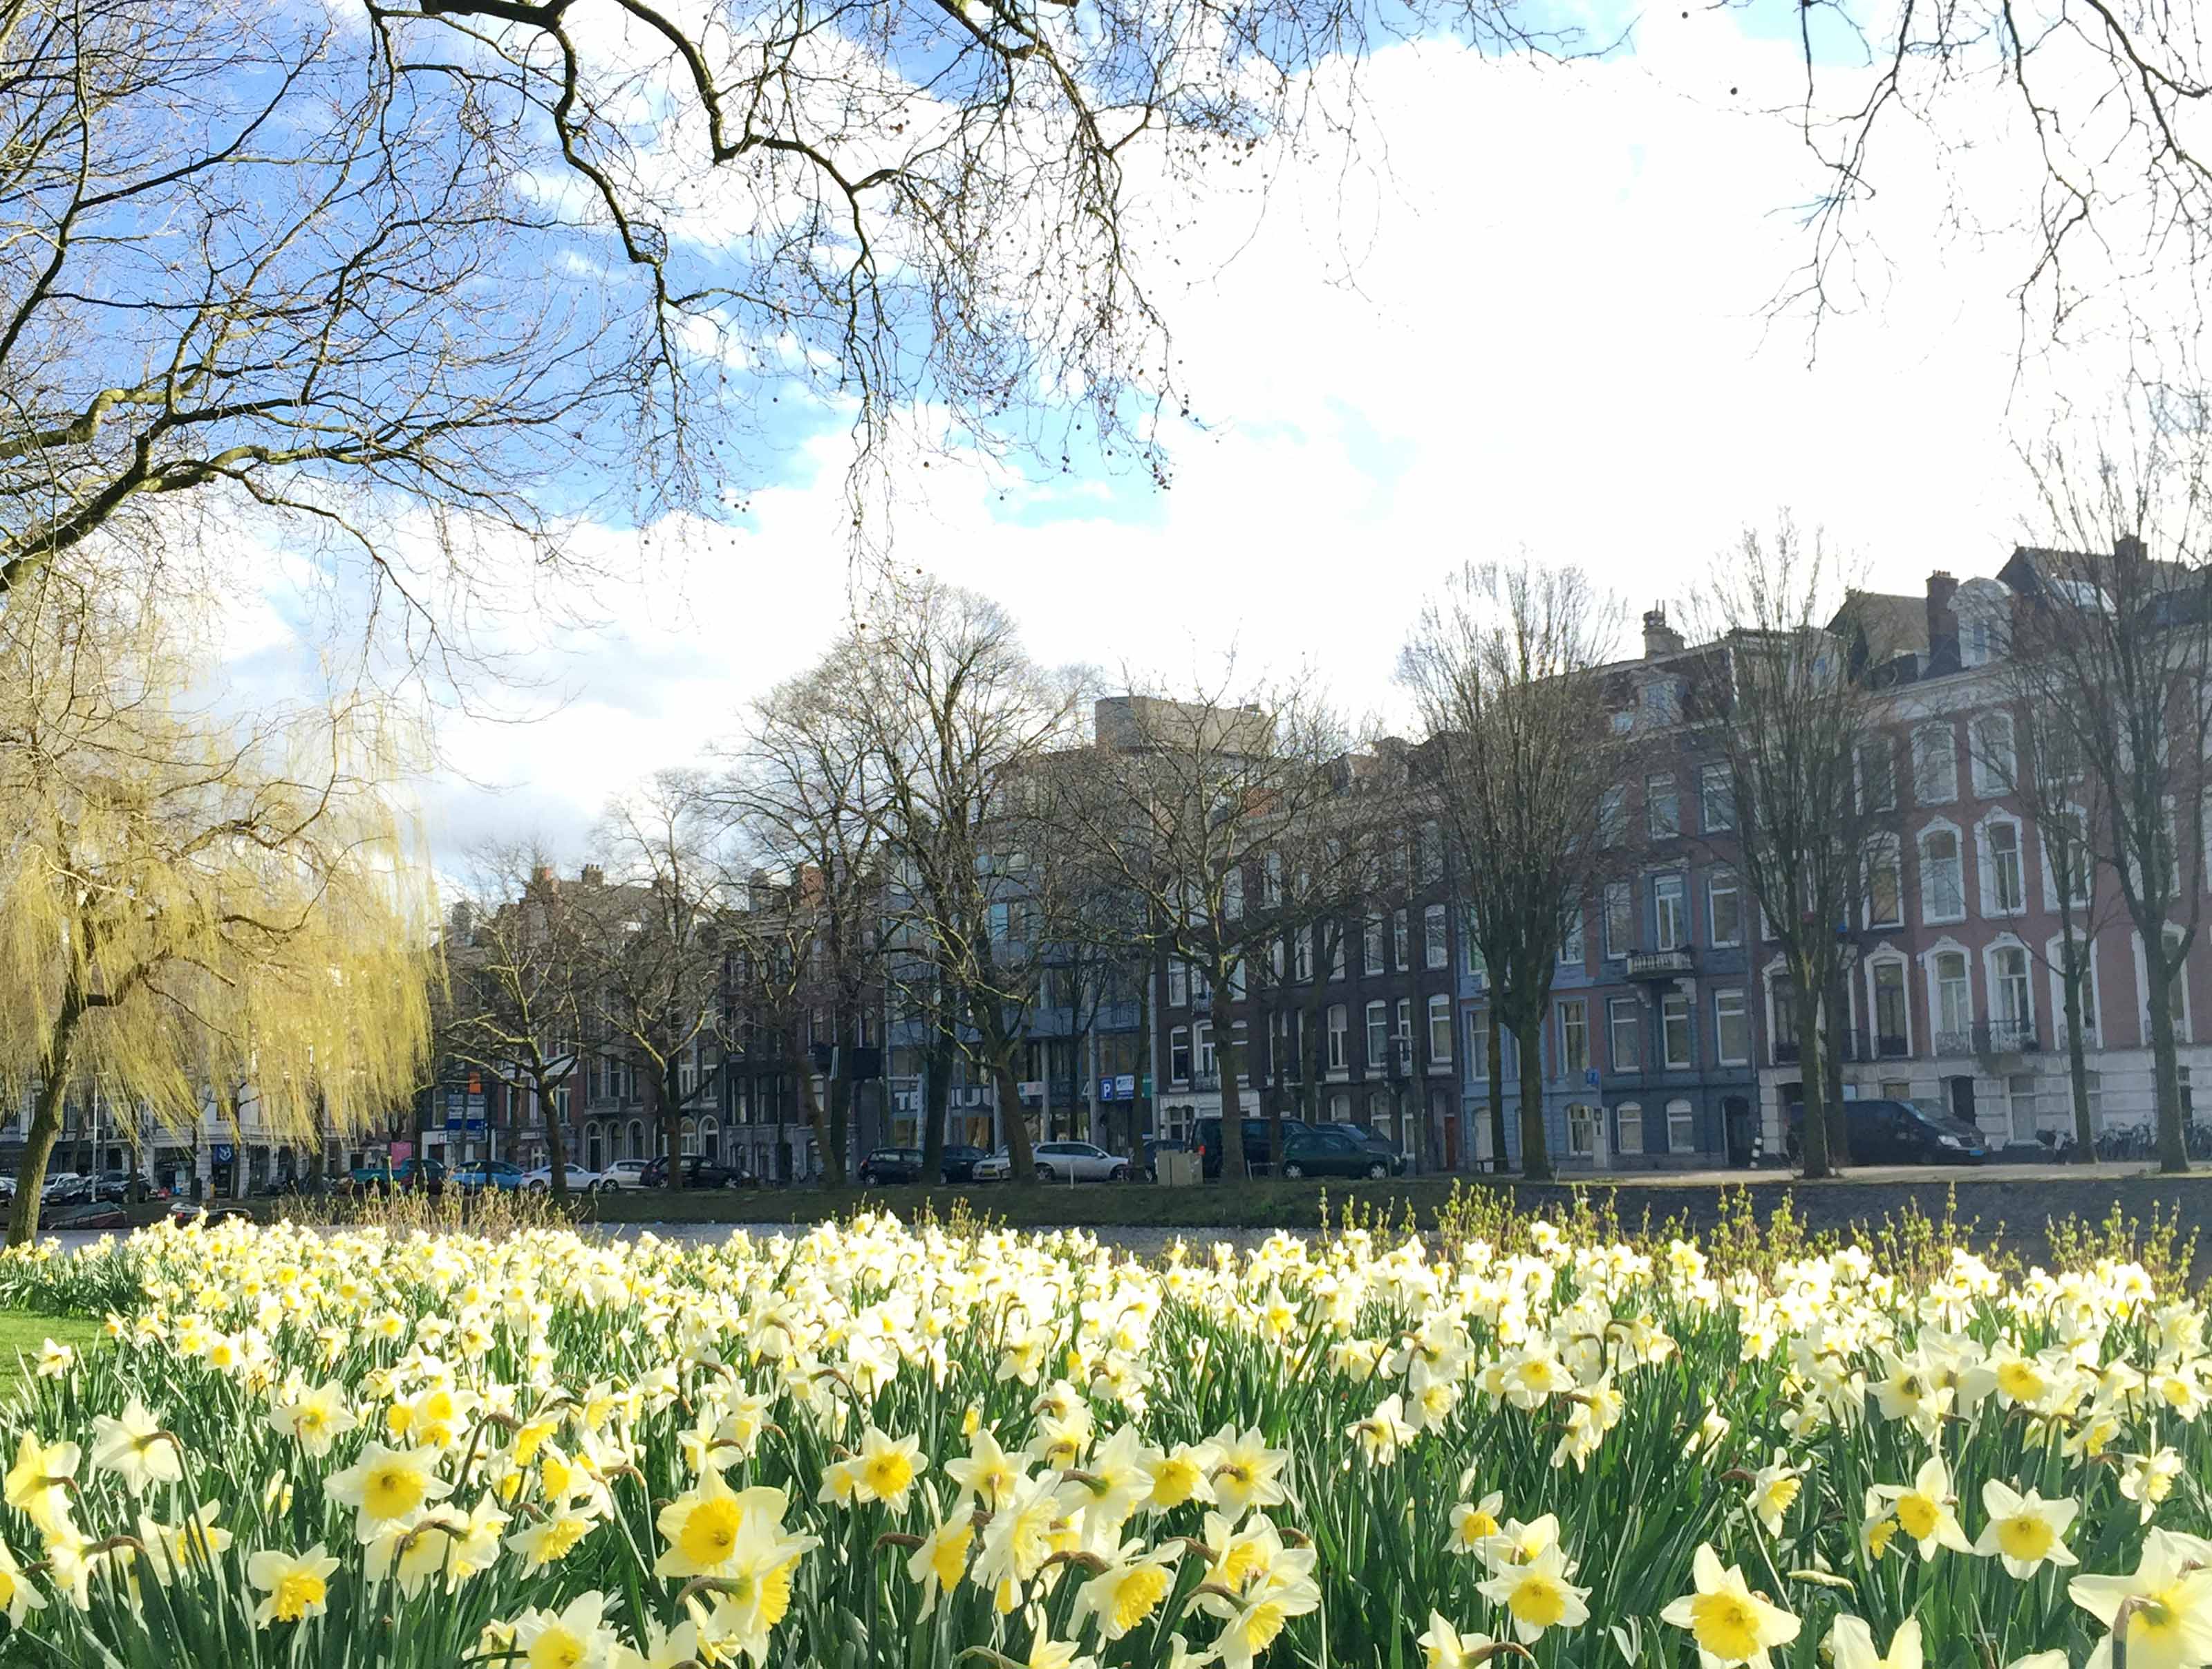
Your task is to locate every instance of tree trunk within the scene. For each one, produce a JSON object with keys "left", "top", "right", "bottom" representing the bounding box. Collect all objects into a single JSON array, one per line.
[
  {"left": 2057, "top": 926, "right": 2095, "bottom": 1162},
  {"left": 921, "top": 1003, "right": 955, "bottom": 1182},
  {"left": 1516, "top": 1016, "right": 1552, "bottom": 1181},
  {"left": 1209, "top": 982, "right": 1247, "bottom": 1179},
  {"left": 825, "top": 1076, "right": 851, "bottom": 1189},
  {"left": 1412, "top": 1007, "right": 1434, "bottom": 1174},
  {"left": 1487, "top": 1008, "right": 1507, "bottom": 1170},
  {"left": 8, "top": 1003, "right": 82, "bottom": 1247},
  {"left": 1821, "top": 961, "right": 1851, "bottom": 1164},
  {"left": 1129, "top": 964, "right": 1150, "bottom": 1164},
  {"left": 2146, "top": 956, "right": 2191, "bottom": 1173},
  {"left": 1795, "top": 976, "right": 1835, "bottom": 1179},
  {"left": 542, "top": 1074, "right": 572, "bottom": 1204},
  {"left": 988, "top": 1056, "right": 1037, "bottom": 1182},
  {"left": 657, "top": 1068, "right": 686, "bottom": 1192}
]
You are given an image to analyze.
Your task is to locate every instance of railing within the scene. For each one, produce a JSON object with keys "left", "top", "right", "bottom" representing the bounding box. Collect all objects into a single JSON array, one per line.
[
  {"left": 1977, "top": 1018, "right": 2038, "bottom": 1055},
  {"left": 1933, "top": 1029, "right": 1975, "bottom": 1057},
  {"left": 2054, "top": 1022, "right": 2099, "bottom": 1052},
  {"left": 1772, "top": 1040, "right": 1801, "bottom": 1065},
  {"left": 1190, "top": 1070, "right": 1221, "bottom": 1091},
  {"left": 1844, "top": 1030, "right": 1913, "bottom": 1061},
  {"left": 1625, "top": 947, "right": 1696, "bottom": 979}
]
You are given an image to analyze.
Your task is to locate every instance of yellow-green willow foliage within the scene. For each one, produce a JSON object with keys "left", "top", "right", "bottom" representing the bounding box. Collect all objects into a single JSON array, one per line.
[{"left": 0, "top": 564, "right": 436, "bottom": 1240}]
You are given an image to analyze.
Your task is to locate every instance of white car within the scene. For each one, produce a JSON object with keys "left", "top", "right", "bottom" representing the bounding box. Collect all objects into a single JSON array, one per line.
[
  {"left": 523, "top": 1164, "right": 612, "bottom": 1194},
  {"left": 970, "top": 1150, "right": 1012, "bottom": 1182},
  {"left": 600, "top": 1159, "right": 653, "bottom": 1191},
  {"left": 1031, "top": 1141, "right": 1130, "bottom": 1183}
]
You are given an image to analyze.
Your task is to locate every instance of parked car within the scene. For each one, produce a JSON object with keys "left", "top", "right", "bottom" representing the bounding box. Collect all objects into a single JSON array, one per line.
[
  {"left": 1031, "top": 1141, "right": 1129, "bottom": 1183},
  {"left": 601, "top": 1159, "right": 653, "bottom": 1191},
  {"left": 1785, "top": 1099, "right": 1987, "bottom": 1166},
  {"left": 1192, "top": 1115, "right": 1314, "bottom": 1180},
  {"left": 971, "top": 1149, "right": 1013, "bottom": 1182},
  {"left": 94, "top": 1171, "right": 169, "bottom": 1202},
  {"left": 939, "top": 1145, "right": 991, "bottom": 1184},
  {"left": 857, "top": 1147, "right": 926, "bottom": 1186},
  {"left": 1279, "top": 1125, "right": 1400, "bottom": 1180},
  {"left": 523, "top": 1164, "right": 612, "bottom": 1195},
  {"left": 451, "top": 1160, "right": 528, "bottom": 1194},
  {"left": 348, "top": 1157, "right": 447, "bottom": 1194},
  {"left": 638, "top": 1155, "right": 760, "bottom": 1190}
]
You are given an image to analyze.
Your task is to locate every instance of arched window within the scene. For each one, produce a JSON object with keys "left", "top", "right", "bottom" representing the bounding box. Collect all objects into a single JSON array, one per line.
[
  {"left": 698, "top": 1117, "right": 720, "bottom": 1161},
  {"left": 680, "top": 1117, "right": 698, "bottom": 1157},
  {"left": 1919, "top": 826, "right": 1965, "bottom": 922},
  {"left": 627, "top": 1119, "right": 645, "bottom": 1160},
  {"left": 1666, "top": 1098, "right": 1696, "bottom": 1153},
  {"left": 585, "top": 1124, "right": 604, "bottom": 1173},
  {"left": 1615, "top": 1101, "right": 1644, "bottom": 1155}
]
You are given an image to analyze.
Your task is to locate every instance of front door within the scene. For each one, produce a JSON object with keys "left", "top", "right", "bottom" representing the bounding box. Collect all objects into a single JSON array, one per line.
[{"left": 1723, "top": 1097, "right": 1754, "bottom": 1166}]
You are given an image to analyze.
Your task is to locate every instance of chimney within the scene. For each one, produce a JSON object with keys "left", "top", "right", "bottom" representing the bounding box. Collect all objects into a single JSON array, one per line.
[
  {"left": 448, "top": 902, "right": 474, "bottom": 940},
  {"left": 1926, "top": 570, "right": 1958, "bottom": 662},
  {"left": 2115, "top": 533, "right": 2148, "bottom": 567},
  {"left": 580, "top": 864, "right": 605, "bottom": 888},
  {"left": 1642, "top": 606, "right": 1684, "bottom": 660},
  {"left": 530, "top": 863, "right": 552, "bottom": 886}
]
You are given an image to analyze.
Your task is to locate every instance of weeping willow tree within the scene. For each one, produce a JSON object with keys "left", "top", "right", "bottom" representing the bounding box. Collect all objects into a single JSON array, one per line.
[{"left": 0, "top": 563, "right": 435, "bottom": 1242}]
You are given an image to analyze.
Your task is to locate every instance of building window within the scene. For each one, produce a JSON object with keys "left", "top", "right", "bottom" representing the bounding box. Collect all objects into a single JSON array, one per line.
[
  {"left": 1914, "top": 724, "right": 1958, "bottom": 804},
  {"left": 1463, "top": 908, "right": 1484, "bottom": 977},
  {"left": 1933, "top": 951, "right": 1972, "bottom": 1045},
  {"left": 1603, "top": 883, "right": 1635, "bottom": 958},
  {"left": 1609, "top": 996, "right": 1640, "bottom": 1072},
  {"left": 1866, "top": 838, "right": 1903, "bottom": 927},
  {"left": 1195, "top": 1023, "right": 1216, "bottom": 1078},
  {"left": 1468, "top": 1010, "right": 1489, "bottom": 1078},
  {"left": 1714, "top": 989, "right": 1750, "bottom": 1065},
  {"left": 1363, "top": 914, "right": 1385, "bottom": 976},
  {"left": 1428, "top": 994, "right": 1453, "bottom": 1063},
  {"left": 1329, "top": 1090, "right": 1351, "bottom": 1123},
  {"left": 1985, "top": 820, "right": 2026, "bottom": 915},
  {"left": 1872, "top": 960, "right": 1908, "bottom": 1054},
  {"left": 1425, "top": 905, "right": 1448, "bottom": 969},
  {"left": 1327, "top": 1005, "right": 1349, "bottom": 1070},
  {"left": 1771, "top": 973, "right": 1800, "bottom": 1061},
  {"left": 1661, "top": 993, "right": 1693, "bottom": 1069},
  {"left": 1992, "top": 944, "right": 2033, "bottom": 1036},
  {"left": 1971, "top": 712, "right": 2016, "bottom": 798},
  {"left": 1616, "top": 1101, "right": 1644, "bottom": 1153},
  {"left": 1653, "top": 875, "right": 1687, "bottom": 951},
  {"left": 1560, "top": 904, "right": 1586, "bottom": 966},
  {"left": 1559, "top": 1000, "right": 1590, "bottom": 1076},
  {"left": 1395, "top": 999, "right": 1413, "bottom": 1071},
  {"left": 1667, "top": 1098, "right": 1696, "bottom": 1153},
  {"left": 1647, "top": 774, "right": 1681, "bottom": 841},
  {"left": 1920, "top": 828, "right": 1965, "bottom": 922},
  {"left": 1858, "top": 738, "right": 1897, "bottom": 812},
  {"left": 1709, "top": 871, "right": 1743, "bottom": 947},
  {"left": 1389, "top": 909, "right": 1407, "bottom": 970},
  {"left": 1293, "top": 929, "right": 1313, "bottom": 982},
  {"left": 1700, "top": 765, "right": 1734, "bottom": 832},
  {"left": 1600, "top": 787, "right": 1627, "bottom": 846},
  {"left": 1365, "top": 1002, "right": 1389, "bottom": 1070},
  {"left": 1567, "top": 1105, "right": 1597, "bottom": 1157},
  {"left": 2007, "top": 1072, "right": 2038, "bottom": 1143}
]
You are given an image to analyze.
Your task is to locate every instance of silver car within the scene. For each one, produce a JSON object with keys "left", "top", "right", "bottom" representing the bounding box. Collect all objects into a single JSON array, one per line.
[
  {"left": 523, "top": 1164, "right": 612, "bottom": 1194},
  {"left": 1032, "top": 1141, "right": 1130, "bottom": 1183}
]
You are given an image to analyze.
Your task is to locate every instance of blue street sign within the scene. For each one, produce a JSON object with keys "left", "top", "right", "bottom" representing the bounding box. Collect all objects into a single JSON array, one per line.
[
  {"left": 211, "top": 1144, "right": 235, "bottom": 1164},
  {"left": 1584, "top": 1070, "right": 1600, "bottom": 1087}
]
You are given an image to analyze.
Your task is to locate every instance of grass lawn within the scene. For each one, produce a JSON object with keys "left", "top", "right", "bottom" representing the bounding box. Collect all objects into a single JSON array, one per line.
[{"left": 0, "top": 1310, "right": 104, "bottom": 1399}]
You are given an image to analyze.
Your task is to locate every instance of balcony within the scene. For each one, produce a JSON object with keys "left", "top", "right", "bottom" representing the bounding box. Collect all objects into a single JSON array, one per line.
[
  {"left": 1844, "top": 1030, "right": 1912, "bottom": 1062},
  {"left": 1625, "top": 947, "right": 1696, "bottom": 980},
  {"left": 1976, "top": 1018, "right": 2039, "bottom": 1056},
  {"left": 1933, "top": 1029, "right": 1974, "bottom": 1057},
  {"left": 1772, "top": 1040, "right": 1801, "bottom": 1065}
]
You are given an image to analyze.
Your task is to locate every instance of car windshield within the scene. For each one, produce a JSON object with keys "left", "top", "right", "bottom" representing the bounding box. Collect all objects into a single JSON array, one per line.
[{"left": 1906, "top": 1099, "right": 1971, "bottom": 1130}]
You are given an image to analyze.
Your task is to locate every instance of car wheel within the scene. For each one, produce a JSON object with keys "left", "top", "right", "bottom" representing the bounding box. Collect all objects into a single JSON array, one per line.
[
  {"left": 1108, "top": 1163, "right": 1128, "bottom": 1182},
  {"left": 1365, "top": 1161, "right": 1387, "bottom": 1180},
  {"left": 1282, "top": 1162, "right": 1306, "bottom": 1180},
  {"left": 1035, "top": 1164, "right": 1055, "bottom": 1182}
]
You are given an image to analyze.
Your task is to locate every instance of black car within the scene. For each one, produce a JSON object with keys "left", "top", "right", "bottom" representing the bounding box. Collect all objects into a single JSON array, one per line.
[
  {"left": 1785, "top": 1099, "right": 1988, "bottom": 1166},
  {"left": 45, "top": 1200, "right": 132, "bottom": 1231},
  {"left": 939, "top": 1145, "right": 991, "bottom": 1184},
  {"left": 638, "top": 1155, "right": 760, "bottom": 1190},
  {"left": 1192, "top": 1115, "right": 1314, "bottom": 1180},
  {"left": 857, "top": 1147, "right": 926, "bottom": 1185},
  {"left": 1278, "top": 1124, "right": 1405, "bottom": 1180}
]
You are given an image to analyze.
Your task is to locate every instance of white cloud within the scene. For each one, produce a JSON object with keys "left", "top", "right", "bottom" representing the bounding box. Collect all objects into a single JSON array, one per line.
[{"left": 238, "top": 15, "right": 2155, "bottom": 859}]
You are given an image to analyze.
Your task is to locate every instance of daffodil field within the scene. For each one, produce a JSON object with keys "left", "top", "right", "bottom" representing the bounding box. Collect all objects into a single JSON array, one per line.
[{"left": 0, "top": 1211, "right": 2203, "bottom": 1669}]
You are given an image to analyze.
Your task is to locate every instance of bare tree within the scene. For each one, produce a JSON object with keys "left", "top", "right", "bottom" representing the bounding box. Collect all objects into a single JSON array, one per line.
[
  {"left": 0, "top": 559, "right": 435, "bottom": 1243},
  {"left": 852, "top": 571, "right": 1085, "bottom": 1185},
  {"left": 1400, "top": 559, "right": 1621, "bottom": 1182},
  {"left": 574, "top": 773, "right": 731, "bottom": 1193},
  {"left": 1687, "top": 523, "right": 1886, "bottom": 1181},
  {"left": 2006, "top": 422, "right": 2212, "bottom": 1174},
  {"left": 1062, "top": 671, "right": 1367, "bottom": 1177},
  {"left": 440, "top": 844, "right": 590, "bottom": 1201},
  {"left": 712, "top": 644, "right": 891, "bottom": 1188}
]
